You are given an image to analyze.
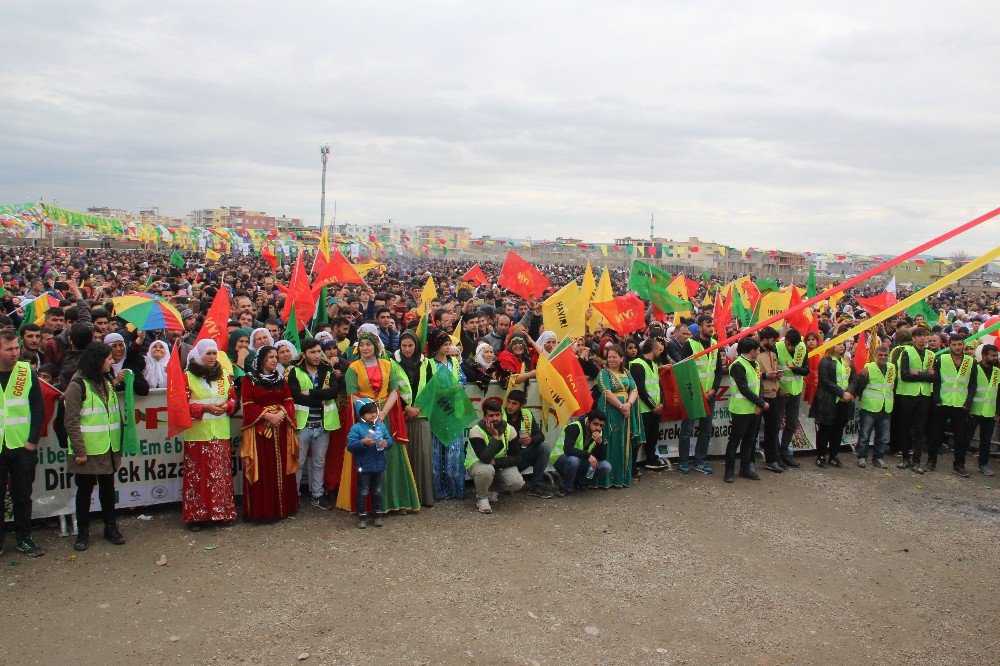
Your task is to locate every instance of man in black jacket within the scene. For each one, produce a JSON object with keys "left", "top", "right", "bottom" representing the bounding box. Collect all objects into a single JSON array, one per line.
[
  {"left": 725, "top": 336, "right": 768, "bottom": 483},
  {"left": 551, "top": 410, "right": 610, "bottom": 493},
  {"left": 506, "top": 390, "right": 553, "bottom": 499},
  {"left": 466, "top": 398, "right": 525, "bottom": 514}
]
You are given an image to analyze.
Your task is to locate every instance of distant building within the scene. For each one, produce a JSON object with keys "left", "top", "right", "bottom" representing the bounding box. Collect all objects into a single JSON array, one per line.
[
  {"left": 340, "top": 222, "right": 412, "bottom": 245},
  {"left": 184, "top": 206, "right": 301, "bottom": 230},
  {"left": 417, "top": 225, "right": 471, "bottom": 248}
]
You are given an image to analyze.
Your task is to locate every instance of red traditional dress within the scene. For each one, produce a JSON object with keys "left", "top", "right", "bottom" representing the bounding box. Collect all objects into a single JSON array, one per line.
[
  {"left": 240, "top": 377, "right": 300, "bottom": 521},
  {"left": 182, "top": 371, "right": 238, "bottom": 523}
]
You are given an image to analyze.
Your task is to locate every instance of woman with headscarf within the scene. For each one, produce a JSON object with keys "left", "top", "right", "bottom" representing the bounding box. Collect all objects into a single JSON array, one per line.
[
  {"left": 143, "top": 339, "right": 170, "bottom": 389},
  {"left": 227, "top": 328, "right": 251, "bottom": 381},
  {"left": 392, "top": 330, "right": 435, "bottom": 506},
  {"left": 103, "top": 332, "right": 149, "bottom": 396},
  {"left": 240, "top": 345, "right": 300, "bottom": 521},
  {"left": 534, "top": 330, "right": 559, "bottom": 359},
  {"left": 337, "top": 328, "right": 420, "bottom": 514},
  {"left": 274, "top": 339, "right": 298, "bottom": 374},
  {"left": 182, "top": 339, "right": 238, "bottom": 530},
  {"left": 425, "top": 328, "right": 468, "bottom": 500},
  {"left": 497, "top": 331, "right": 536, "bottom": 389},
  {"left": 462, "top": 341, "right": 504, "bottom": 393},
  {"left": 245, "top": 327, "right": 274, "bottom": 371}
]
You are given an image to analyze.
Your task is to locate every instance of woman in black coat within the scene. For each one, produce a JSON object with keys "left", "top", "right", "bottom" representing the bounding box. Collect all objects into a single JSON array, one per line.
[{"left": 808, "top": 342, "right": 856, "bottom": 468}]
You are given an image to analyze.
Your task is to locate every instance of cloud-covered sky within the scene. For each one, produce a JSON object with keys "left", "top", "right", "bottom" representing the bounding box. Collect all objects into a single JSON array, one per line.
[{"left": 2, "top": 1, "right": 999, "bottom": 254}]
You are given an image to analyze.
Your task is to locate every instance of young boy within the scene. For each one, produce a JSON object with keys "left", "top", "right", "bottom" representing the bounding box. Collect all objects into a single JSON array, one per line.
[{"left": 346, "top": 398, "right": 393, "bottom": 528}]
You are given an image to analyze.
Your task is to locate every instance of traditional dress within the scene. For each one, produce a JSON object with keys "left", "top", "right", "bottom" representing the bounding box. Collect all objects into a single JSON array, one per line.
[
  {"left": 592, "top": 367, "right": 642, "bottom": 488},
  {"left": 240, "top": 347, "right": 300, "bottom": 521},
  {"left": 393, "top": 338, "right": 436, "bottom": 507}
]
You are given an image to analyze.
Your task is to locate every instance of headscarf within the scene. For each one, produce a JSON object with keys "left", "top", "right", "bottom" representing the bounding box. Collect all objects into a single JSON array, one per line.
[
  {"left": 356, "top": 322, "right": 383, "bottom": 363},
  {"left": 246, "top": 344, "right": 284, "bottom": 389},
  {"left": 104, "top": 333, "right": 127, "bottom": 375},
  {"left": 394, "top": 331, "right": 424, "bottom": 374},
  {"left": 187, "top": 339, "right": 218, "bottom": 369},
  {"left": 474, "top": 342, "right": 494, "bottom": 369},
  {"left": 273, "top": 339, "right": 299, "bottom": 372},
  {"left": 227, "top": 328, "right": 250, "bottom": 363},
  {"left": 506, "top": 333, "right": 529, "bottom": 355},
  {"left": 315, "top": 331, "right": 334, "bottom": 345},
  {"left": 427, "top": 328, "right": 452, "bottom": 358},
  {"left": 143, "top": 340, "right": 170, "bottom": 389},
  {"left": 537, "top": 330, "right": 557, "bottom": 349},
  {"left": 248, "top": 327, "right": 274, "bottom": 351}
]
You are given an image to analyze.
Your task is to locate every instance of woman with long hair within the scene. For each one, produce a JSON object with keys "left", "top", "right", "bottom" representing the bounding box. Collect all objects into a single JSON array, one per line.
[
  {"left": 63, "top": 342, "right": 126, "bottom": 551},
  {"left": 809, "top": 342, "right": 856, "bottom": 468},
  {"left": 803, "top": 331, "right": 823, "bottom": 405},
  {"left": 182, "top": 339, "right": 238, "bottom": 530},
  {"left": 592, "top": 344, "right": 642, "bottom": 488},
  {"left": 392, "top": 331, "right": 435, "bottom": 507},
  {"left": 425, "top": 328, "right": 468, "bottom": 500},
  {"left": 240, "top": 345, "right": 300, "bottom": 521}
]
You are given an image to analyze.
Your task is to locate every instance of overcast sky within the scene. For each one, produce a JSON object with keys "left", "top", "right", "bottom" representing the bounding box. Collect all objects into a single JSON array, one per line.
[{"left": 2, "top": 1, "right": 999, "bottom": 254}]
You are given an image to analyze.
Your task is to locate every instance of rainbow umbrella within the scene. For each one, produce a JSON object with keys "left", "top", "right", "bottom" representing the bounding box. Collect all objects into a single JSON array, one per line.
[{"left": 111, "top": 293, "right": 185, "bottom": 331}]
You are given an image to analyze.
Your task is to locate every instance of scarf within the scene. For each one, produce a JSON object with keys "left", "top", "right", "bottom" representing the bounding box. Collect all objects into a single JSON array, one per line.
[
  {"left": 246, "top": 344, "right": 284, "bottom": 390},
  {"left": 142, "top": 340, "right": 170, "bottom": 389}
]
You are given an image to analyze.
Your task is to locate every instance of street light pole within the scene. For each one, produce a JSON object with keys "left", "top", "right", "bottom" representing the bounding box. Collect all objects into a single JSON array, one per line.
[{"left": 319, "top": 145, "right": 331, "bottom": 230}]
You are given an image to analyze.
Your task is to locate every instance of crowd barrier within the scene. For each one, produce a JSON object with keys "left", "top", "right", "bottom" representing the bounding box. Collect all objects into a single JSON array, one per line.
[{"left": 22, "top": 380, "right": 832, "bottom": 521}]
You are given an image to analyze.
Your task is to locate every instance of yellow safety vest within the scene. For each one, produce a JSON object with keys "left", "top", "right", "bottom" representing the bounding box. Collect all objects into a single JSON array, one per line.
[
  {"left": 71, "top": 379, "right": 121, "bottom": 456},
  {"left": 860, "top": 362, "right": 895, "bottom": 414},
  {"left": 938, "top": 354, "right": 974, "bottom": 408},
  {"left": 729, "top": 356, "right": 761, "bottom": 415},
  {"left": 629, "top": 357, "right": 660, "bottom": 413},
  {"left": 688, "top": 338, "right": 718, "bottom": 394},
  {"left": 971, "top": 364, "right": 999, "bottom": 418},
  {"left": 185, "top": 371, "right": 232, "bottom": 441},
  {"left": 776, "top": 341, "right": 806, "bottom": 396},
  {"left": 465, "top": 422, "right": 512, "bottom": 469},
  {"left": 895, "top": 346, "right": 933, "bottom": 397},
  {"left": 0, "top": 361, "right": 33, "bottom": 450},
  {"left": 290, "top": 366, "right": 340, "bottom": 431}
]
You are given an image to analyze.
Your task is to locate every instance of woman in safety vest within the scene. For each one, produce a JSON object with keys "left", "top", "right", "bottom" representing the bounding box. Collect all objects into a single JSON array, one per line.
[
  {"left": 809, "top": 342, "right": 856, "bottom": 468},
  {"left": 63, "top": 342, "right": 126, "bottom": 552},
  {"left": 182, "top": 339, "right": 238, "bottom": 531}
]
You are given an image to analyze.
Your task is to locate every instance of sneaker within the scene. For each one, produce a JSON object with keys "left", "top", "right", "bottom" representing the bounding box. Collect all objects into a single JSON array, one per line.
[
  {"left": 724, "top": 468, "right": 735, "bottom": 483},
  {"left": 815, "top": 458, "right": 827, "bottom": 468},
  {"left": 552, "top": 486, "right": 567, "bottom": 498},
  {"left": 980, "top": 465, "right": 995, "bottom": 477},
  {"left": 373, "top": 515, "right": 385, "bottom": 527},
  {"left": 829, "top": 457, "right": 843, "bottom": 468},
  {"left": 487, "top": 491, "right": 499, "bottom": 503},
  {"left": 678, "top": 463, "right": 690, "bottom": 474},
  {"left": 644, "top": 458, "right": 668, "bottom": 471},
  {"left": 694, "top": 463, "right": 713, "bottom": 475},
  {"left": 763, "top": 461, "right": 784, "bottom": 473},
  {"left": 873, "top": 459, "right": 889, "bottom": 469},
  {"left": 15, "top": 537, "right": 44, "bottom": 558},
  {"left": 477, "top": 498, "right": 493, "bottom": 514},
  {"left": 527, "top": 486, "right": 554, "bottom": 499},
  {"left": 911, "top": 465, "right": 925, "bottom": 475},
  {"left": 897, "top": 460, "right": 912, "bottom": 470},
  {"left": 738, "top": 468, "right": 761, "bottom": 480},
  {"left": 776, "top": 459, "right": 789, "bottom": 470},
  {"left": 953, "top": 466, "right": 970, "bottom": 478},
  {"left": 356, "top": 515, "right": 368, "bottom": 529},
  {"left": 857, "top": 458, "right": 867, "bottom": 468},
  {"left": 780, "top": 454, "right": 801, "bottom": 468},
  {"left": 313, "top": 495, "right": 334, "bottom": 510}
]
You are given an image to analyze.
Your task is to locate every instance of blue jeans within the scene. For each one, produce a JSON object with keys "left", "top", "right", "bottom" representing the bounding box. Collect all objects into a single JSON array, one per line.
[
  {"left": 518, "top": 442, "right": 554, "bottom": 489},
  {"left": 856, "top": 409, "right": 890, "bottom": 460},
  {"left": 679, "top": 398, "right": 715, "bottom": 465},
  {"left": 554, "top": 455, "right": 612, "bottom": 490},
  {"left": 356, "top": 470, "right": 385, "bottom": 515},
  {"left": 296, "top": 426, "right": 329, "bottom": 499}
]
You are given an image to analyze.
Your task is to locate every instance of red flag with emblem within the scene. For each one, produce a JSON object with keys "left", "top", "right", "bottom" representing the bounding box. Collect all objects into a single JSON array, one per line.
[
  {"left": 591, "top": 293, "right": 646, "bottom": 335},
  {"left": 462, "top": 264, "right": 489, "bottom": 287},
  {"left": 498, "top": 251, "right": 550, "bottom": 300},
  {"left": 194, "top": 284, "right": 231, "bottom": 352},
  {"left": 313, "top": 249, "right": 365, "bottom": 288}
]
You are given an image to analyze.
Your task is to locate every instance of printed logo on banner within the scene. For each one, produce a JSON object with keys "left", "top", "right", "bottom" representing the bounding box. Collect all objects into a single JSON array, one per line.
[{"left": 151, "top": 486, "right": 168, "bottom": 500}]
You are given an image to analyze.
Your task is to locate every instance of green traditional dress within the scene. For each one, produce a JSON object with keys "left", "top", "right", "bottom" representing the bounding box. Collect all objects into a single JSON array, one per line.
[{"left": 592, "top": 367, "right": 643, "bottom": 488}]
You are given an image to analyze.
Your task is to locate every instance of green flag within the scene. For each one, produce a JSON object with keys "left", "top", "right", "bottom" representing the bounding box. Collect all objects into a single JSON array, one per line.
[
  {"left": 671, "top": 358, "right": 707, "bottom": 420},
  {"left": 312, "top": 285, "right": 329, "bottom": 332},
  {"left": 807, "top": 265, "right": 817, "bottom": 299},
  {"left": 18, "top": 300, "right": 36, "bottom": 332},
  {"left": 905, "top": 299, "right": 939, "bottom": 324},
  {"left": 413, "top": 366, "right": 477, "bottom": 443},
  {"left": 755, "top": 277, "right": 779, "bottom": 294},
  {"left": 283, "top": 304, "right": 301, "bottom": 353},
  {"left": 649, "top": 288, "right": 689, "bottom": 314},
  {"left": 732, "top": 289, "right": 752, "bottom": 326},
  {"left": 170, "top": 251, "right": 185, "bottom": 269},
  {"left": 628, "top": 259, "right": 672, "bottom": 299},
  {"left": 122, "top": 370, "right": 139, "bottom": 455}
]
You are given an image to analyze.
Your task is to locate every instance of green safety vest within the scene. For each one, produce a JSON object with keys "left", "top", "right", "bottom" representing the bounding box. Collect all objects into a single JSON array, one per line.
[
  {"left": 688, "top": 338, "right": 718, "bottom": 394},
  {"left": 290, "top": 366, "right": 341, "bottom": 431},
  {"left": 895, "top": 346, "right": 934, "bottom": 397},
  {"left": 628, "top": 357, "right": 660, "bottom": 413},
  {"left": 549, "top": 419, "right": 596, "bottom": 464},
  {"left": 860, "top": 362, "right": 895, "bottom": 414},
  {"left": 185, "top": 371, "right": 232, "bottom": 441},
  {"left": 938, "top": 354, "right": 974, "bottom": 408},
  {"left": 832, "top": 356, "right": 849, "bottom": 403},
  {"left": 509, "top": 408, "right": 533, "bottom": 438},
  {"left": 465, "top": 422, "right": 511, "bottom": 470},
  {"left": 729, "top": 356, "right": 760, "bottom": 415},
  {"left": 971, "top": 364, "right": 999, "bottom": 418},
  {"left": 776, "top": 341, "right": 807, "bottom": 396},
  {"left": 71, "top": 379, "right": 121, "bottom": 456},
  {"left": 0, "top": 361, "right": 33, "bottom": 450}
]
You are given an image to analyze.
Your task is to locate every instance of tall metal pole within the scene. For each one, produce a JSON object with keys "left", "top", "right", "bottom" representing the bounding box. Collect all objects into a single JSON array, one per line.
[{"left": 319, "top": 145, "right": 330, "bottom": 230}]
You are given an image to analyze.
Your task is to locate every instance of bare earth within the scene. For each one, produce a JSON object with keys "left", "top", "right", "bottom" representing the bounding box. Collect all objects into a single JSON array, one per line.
[{"left": 3, "top": 460, "right": 998, "bottom": 666}]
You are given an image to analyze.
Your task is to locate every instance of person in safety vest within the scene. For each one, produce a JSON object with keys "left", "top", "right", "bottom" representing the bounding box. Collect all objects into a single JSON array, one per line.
[
  {"left": 810, "top": 340, "right": 856, "bottom": 469},
  {"left": 629, "top": 338, "right": 669, "bottom": 472},
  {"left": 849, "top": 345, "right": 896, "bottom": 469},
  {"left": 550, "top": 410, "right": 610, "bottom": 494},
  {"left": 0, "top": 330, "right": 45, "bottom": 558},
  {"left": 288, "top": 338, "right": 344, "bottom": 510},
  {"left": 929, "top": 332, "right": 977, "bottom": 477},
  {"left": 63, "top": 341, "right": 126, "bottom": 552},
  {"left": 182, "top": 339, "right": 238, "bottom": 531},
  {"left": 506, "top": 389, "right": 553, "bottom": 499},
  {"left": 772, "top": 329, "right": 810, "bottom": 468},
  {"left": 725, "top": 336, "right": 768, "bottom": 484},
  {"left": 964, "top": 344, "right": 998, "bottom": 477},
  {"left": 465, "top": 397, "right": 524, "bottom": 514},
  {"left": 678, "top": 314, "right": 724, "bottom": 475},
  {"left": 894, "top": 326, "right": 936, "bottom": 474}
]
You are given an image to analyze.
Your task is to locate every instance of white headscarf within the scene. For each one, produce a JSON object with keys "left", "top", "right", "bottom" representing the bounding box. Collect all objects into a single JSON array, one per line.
[
  {"left": 475, "top": 342, "right": 493, "bottom": 368},
  {"left": 273, "top": 339, "right": 299, "bottom": 373},
  {"left": 187, "top": 339, "right": 219, "bottom": 370},
  {"left": 143, "top": 340, "right": 170, "bottom": 389},
  {"left": 315, "top": 330, "right": 334, "bottom": 344},
  {"left": 537, "top": 330, "right": 557, "bottom": 348},
  {"left": 249, "top": 327, "right": 274, "bottom": 351},
  {"left": 104, "top": 333, "right": 127, "bottom": 375}
]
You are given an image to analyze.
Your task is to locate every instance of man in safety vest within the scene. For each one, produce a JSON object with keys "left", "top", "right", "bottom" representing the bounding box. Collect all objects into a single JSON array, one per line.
[
  {"left": 550, "top": 410, "right": 610, "bottom": 493},
  {"left": 965, "top": 344, "right": 998, "bottom": 476},
  {"left": 678, "top": 314, "right": 724, "bottom": 475},
  {"left": 929, "top": 332, "right": 977, "bottom": 477},
  {"left": 773, "top": 329, "right": 810, "bottom": 468},
  {"left": 506, "top": 390, "right": 553, "bottom": 499},
  {"left": 849, "top": 345, "right": 896, "bottom": 469},
  {"left": 465, "top": 397, "right": 524, "bottom": 514},
  {"left": 724, "top": 336, "right": 768, "bottom": 484},
  {"left": 629, "top": 338, "right": 668, "bottom": 471},
  {"left": 0, "top": 330, "right": 45, "bottom": 557},
  {"left": 894, "top": 326, "right": 936, "bottom": 473},
  {"left": 287, "top": 338, "right": 343, "bottom": 509}
]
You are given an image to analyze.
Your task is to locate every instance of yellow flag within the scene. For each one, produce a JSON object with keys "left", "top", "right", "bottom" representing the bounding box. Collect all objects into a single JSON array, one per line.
[
  {"left": 421, "top": 275, "right": 437, "bottom": 311},
  {"left": 580, "top": 262, "right": 597, "bottom": 306},
  {"left": 590, "top": 267, "right": 614, "bottom": 329},
  {"left": 353, "top": 259, "right": 384, "bottom": 276},
  {"left": 666, "top": 274, "right": 689, "bottom": 301},
  {"left": 318, "top": 229, "right": 331, "bottom": 260},
  {"left": 937, "top": 310, "right": 947, "bottom": 325},
  {"left": 205, "top": 248, "right": 221, "bottom": 261},
  {"left": 701, "top": 291, "right": 712, "bottom": 307},
  {"left": 828, "top": 285, "right": 843, "bottom": 313},
  {"left": 536, "top": 356, "right": 580, "bottom": 427},
  {"left": 542, "top": 280, "right": 584, "bottom": 339},
  {"left": 755, "top": 290, "right": 792, "bottom": 330},
  {"left": 451, "top": 319, "right": 462, "bottom": 350},
  {"left": 600, "top": 245, "right": 609, "bottom": 257}
]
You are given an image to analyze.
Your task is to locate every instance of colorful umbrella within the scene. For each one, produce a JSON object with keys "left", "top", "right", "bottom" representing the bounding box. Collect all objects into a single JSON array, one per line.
[{"left": 111, "top": 293, "right": 185, "bottom": 331}]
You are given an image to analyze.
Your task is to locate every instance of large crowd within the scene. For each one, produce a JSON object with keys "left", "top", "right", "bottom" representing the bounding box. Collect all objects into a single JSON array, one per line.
[{"left": 0, "top": 244, "right": 997, "bottom": 557}]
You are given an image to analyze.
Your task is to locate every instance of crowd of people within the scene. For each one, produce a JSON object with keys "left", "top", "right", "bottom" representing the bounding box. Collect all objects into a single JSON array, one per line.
[{"left": 0, "top": 245, "right": 997, "bottom": 557}]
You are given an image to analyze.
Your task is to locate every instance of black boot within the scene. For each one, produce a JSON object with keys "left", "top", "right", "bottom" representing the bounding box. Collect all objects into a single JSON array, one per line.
[
  {"left": 103, "top": 522, "right": 126, "bottom": 545},
  {"left": 724, "top": 466, "right": 735, "bottom": 483},
  {"left": 74, "top": 524, "right": 89, "bottom": 552}
]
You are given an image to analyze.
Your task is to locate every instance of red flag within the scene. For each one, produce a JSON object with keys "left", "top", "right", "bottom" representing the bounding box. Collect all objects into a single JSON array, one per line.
[
  {"left": 313, "top": 249, "right": 365, "bottom": 288},
  {"left": 853, "top": 331, "right": 869, "bottom": 373},
  {"left": 462, "top": 264, "right": 489, "bottom": 287},
  {"left": 498, "top": 251, "right": 550, "bottom": 300},
  {"left": 785, "top": 285, "right": 812, "bottom": 336},
  {"left": 166, "top": 341, "right": 192, "bottom": 438},
  {"left": 743, "top": 280, "right": 762, "bottom": 310},
  {"left": 592, "top": 293, "right": 646, "bottom": 335},
  {"left": 713, "top": 287, "right": 732, "bottom": 338},
  {"left": 277, "top": 254, "right": 316, "bottom": 322},
  {"left": 855, "top": 290, "right": 897, "bottom": 316},
  {"left": 195, "top": 284, "right": 231, "bottom": 352},
  {"left": 549, "top": 343, "right": 594, "bottom": 417},
  {"left": 39, "top": 379, "right": 62, "bottom": 437},
  {"left": 807, "top": 307, "right": 821, "bottom": 336},
  {"left": 261, "top": 245, "right": 278, "bottom": 271}
]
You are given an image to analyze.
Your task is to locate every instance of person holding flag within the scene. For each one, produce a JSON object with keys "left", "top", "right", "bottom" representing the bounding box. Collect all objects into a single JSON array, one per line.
[
  {"left": 848, "top": 345, "right": 895, "bottom": 469},
  {"left": 182, "top": 339, "right": 238, "bottom": 531},
  {"left": 678, "top": 315, "right": 723, "bottom": 475},
  {"left": 809, "top": 342, "right": 856, "bottom": 469},
  {"left": 773, "top": 329, "right": 809, "bottom": 467}
]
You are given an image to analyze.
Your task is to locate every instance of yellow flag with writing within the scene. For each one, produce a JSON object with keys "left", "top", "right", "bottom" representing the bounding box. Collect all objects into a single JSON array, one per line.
[
  {"left": 542, "top": 280, "right": 584, "bottom": 339},
  {"left": 536, "top": 356, "right": 580, "bottom": 427},
  {"left": 420, "top": 275, "right": 437, "bottom": 312},
  {"left": 755, "top": 290, "right": 793, "bottom": 330}
]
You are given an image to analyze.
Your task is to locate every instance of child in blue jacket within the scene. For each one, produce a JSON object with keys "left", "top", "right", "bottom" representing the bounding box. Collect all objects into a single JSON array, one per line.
[{"left": 346, "top": 398, "right": 393, "bottom": 528}]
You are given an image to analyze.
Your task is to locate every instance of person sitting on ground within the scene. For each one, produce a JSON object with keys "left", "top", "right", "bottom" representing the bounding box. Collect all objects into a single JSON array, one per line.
[
  {"left": 550, "top": 410, "right": 611, "bottom": 494},
  {"left": 465, "top": 397, "right": 524, "bottom": 514},
  {"left": 505, "top": 389, "right": 553, "bottom": 499}
]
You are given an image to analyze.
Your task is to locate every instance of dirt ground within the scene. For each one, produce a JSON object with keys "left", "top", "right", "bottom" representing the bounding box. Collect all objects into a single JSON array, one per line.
[{"left": 2, "top": 458, "right": 998, "bottom": 666}]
